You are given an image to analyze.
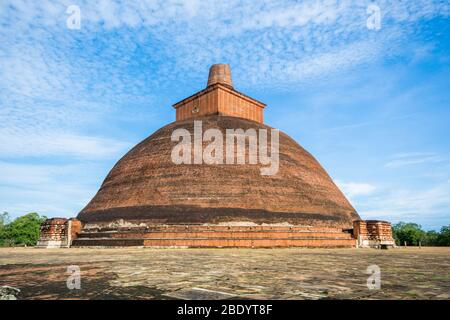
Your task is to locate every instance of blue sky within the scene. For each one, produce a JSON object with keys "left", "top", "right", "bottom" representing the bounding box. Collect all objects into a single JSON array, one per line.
[{"left": 0, "top": 1, "right": 449, "bottom": 230}]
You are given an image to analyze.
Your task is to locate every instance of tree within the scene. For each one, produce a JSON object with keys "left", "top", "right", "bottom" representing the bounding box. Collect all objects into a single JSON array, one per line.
[
  {"left": 436, "top": 225, "right": 450, "bottom": 246},
  {"left": 422, "top": 230, "right": 439, "bottom": 246},
  {"left": 392, "top": 222, "right": 426, "bottom": 246},
  {"left": 0, "top": 212, "right": 11, "bottom": 228},
  {"left": 0, "top": 212, "right": 47, "bottom": 247},
  {"left": 0, "top": 212, "right": 11, "bottom": 246}
]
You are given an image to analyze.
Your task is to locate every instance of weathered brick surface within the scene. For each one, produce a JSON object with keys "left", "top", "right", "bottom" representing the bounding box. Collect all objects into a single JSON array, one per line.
[
  {"left": 70, "top": 219, "right": 82, "bottom": 240},
  {"left": 353, "top": 220, "right": 394, "bottom": 248},
  {"left": 37, "top": 218, "right": 82, "bottom": 248},
  {"left": 74, "top": 64, "right": 365, "bottom": 247},
  {"left": 174, "top": 64, "right": 265, "bottom": 123},
  {"left": 38, "top": 218, "right": 68, "bottom": 242},
  {"left": 78, "top": 115, "right": 359, "bottom": 228},
  {"left": 77, "top": 231, "right": 354, "bottom": 240},
  {"left": 174, "top": 84, "right": 265, "bottom": 123},
  {"left": 71, "top": 225, "right": 356, "bottom": 248},
  {"left": 207, "top": 64, "right": 233, "bottom": 88}
]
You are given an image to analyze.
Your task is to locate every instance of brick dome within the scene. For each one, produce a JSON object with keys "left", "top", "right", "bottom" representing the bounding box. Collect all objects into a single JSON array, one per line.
[{"left": 78, "top": 114, "right": 359, "bottom": 228}]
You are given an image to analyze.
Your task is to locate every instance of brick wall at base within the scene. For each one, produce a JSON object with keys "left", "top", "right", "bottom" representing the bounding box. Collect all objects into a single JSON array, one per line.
[
  {"left": 36, "top": 218, "right": 82, "bottom": 248},
  {"left": 353, "top": 220, "right": 395, "bottom": 248}
]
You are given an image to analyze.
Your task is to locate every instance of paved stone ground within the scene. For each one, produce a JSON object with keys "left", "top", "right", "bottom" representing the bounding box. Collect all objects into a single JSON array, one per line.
[{"left": 0, "top": 247, "right": 449, "bottom": 300}]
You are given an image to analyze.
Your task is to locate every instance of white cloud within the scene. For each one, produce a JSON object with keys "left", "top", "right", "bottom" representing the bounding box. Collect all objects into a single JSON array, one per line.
[
  {"left": 0, "top": 161, "right": 107, "bottom": 219},
  {"left": 2, "top": 0, "right": 449, "bottom": 90},
  {"left": 336, "top": 180, "right": 376, "bottom": 199},
  {"left": 0, "top": 131, "right": 129, "bottom": 158},
  {"left": 358, "top": 181, "right": 450, "bottom": 229},
  {"left": 385, "top": 152, "right": 445, "bottom": 168}
]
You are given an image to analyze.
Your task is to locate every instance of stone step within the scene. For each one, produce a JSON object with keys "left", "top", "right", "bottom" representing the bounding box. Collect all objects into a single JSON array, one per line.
[
  {"left": 72, "top": 237, "right": 356, "bottom": 248},
  {"left": 76, "top": 231, "right": 354, "bottom": 240},
  {"left": 83, "top": 225, "right": 347, "bottom": 233},
  {"left": 72, "top": 238, "right": 145, "bottom": 247}
]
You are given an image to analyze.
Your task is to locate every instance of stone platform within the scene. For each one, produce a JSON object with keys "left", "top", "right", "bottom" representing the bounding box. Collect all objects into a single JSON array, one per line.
[
  {"left": 71, "top": 225, "right": 356, "bottom": 248},
  {"left": 1, "top": 247, "right": 449, "bottom": 300}
]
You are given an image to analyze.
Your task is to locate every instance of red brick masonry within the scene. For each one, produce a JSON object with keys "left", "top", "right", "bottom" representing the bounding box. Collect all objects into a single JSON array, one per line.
[
  {"left": 353, "top": 220, "right": 395, "bottom": 248},
  {"left": 173, "top": 64, "right": 266, "bottom": 123},
  {"left": 70, "top": 224, "right": 356, "bottom": 248},
  {"left": 37, "top": 218, "right": 82, "bottom": 248},
  {"left": 39, "top": 219, "right": 395, "bottom": 248}
]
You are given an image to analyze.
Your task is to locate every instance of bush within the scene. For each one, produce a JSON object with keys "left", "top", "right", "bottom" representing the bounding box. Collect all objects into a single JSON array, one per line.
[
  {"left": 436, "top": 225, "right": 450, "bottom": 246},
  {"left": 0, "top": 212, "right": 47, "bottom": 247},
  {"left": 422, "top": 230, "right": 439, "bottom": 246},
  {"left": 392, "top": 222, "right": 425, "bottom": 246}
]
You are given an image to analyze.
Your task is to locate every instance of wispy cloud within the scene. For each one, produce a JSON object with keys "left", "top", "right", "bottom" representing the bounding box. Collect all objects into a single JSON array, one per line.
[
  {"left": 0, "top": 161, "right": 107, "bottom": 218},
  {"left": 385, "top": 152, "right": 446, "bottom": 169},
  {"left": 358, "top": 180, "right": 450, "bottom": 230},
  {"left": 1, "top": 0, "right": 449, "bottom": 90},
  {"left": 0, "top": 131, "right": 129, "bottom": 158}
]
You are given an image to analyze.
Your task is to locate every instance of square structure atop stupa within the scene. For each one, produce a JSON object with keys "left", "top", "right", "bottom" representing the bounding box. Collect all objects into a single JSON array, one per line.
[{"left": 173, "top": 64, "right": 266, "bottom": 123}]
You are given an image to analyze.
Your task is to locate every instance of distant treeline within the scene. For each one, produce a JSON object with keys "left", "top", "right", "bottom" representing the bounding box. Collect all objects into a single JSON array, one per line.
[
  {"left": 0, "top": 212, "right": 449, "bottom": 247},
  {"left": 392, "top": 222, "right": 450, "bottom": 246}
]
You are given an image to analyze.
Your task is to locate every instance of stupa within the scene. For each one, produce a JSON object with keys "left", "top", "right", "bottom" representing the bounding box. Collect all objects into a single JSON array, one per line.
[{"left": 38, "top": 64, "right": 395, "bottom": 248}]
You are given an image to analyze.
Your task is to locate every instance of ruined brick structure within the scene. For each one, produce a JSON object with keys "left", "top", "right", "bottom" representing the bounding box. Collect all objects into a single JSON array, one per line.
[
  {"left": 353, "top": 220, "right": 395, "bottom": 248},
  {"left": 36, "top": 218, "right": 82, "bottom": 248},
  {"left": 39, "top": 64, "right": 393, "bottom": 248}
]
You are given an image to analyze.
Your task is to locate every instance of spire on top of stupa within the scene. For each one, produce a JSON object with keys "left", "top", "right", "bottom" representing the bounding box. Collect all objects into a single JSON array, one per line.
[{"left": 206, "top": 64, "right": 233, "bottom": 88}]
